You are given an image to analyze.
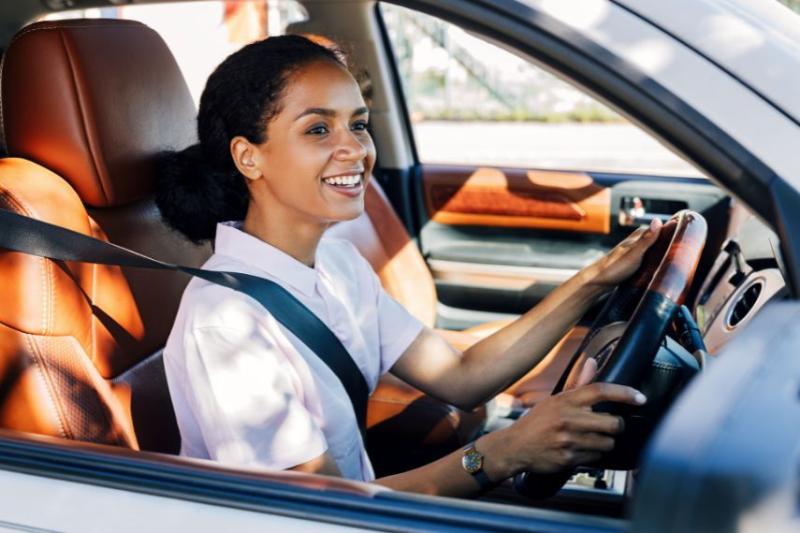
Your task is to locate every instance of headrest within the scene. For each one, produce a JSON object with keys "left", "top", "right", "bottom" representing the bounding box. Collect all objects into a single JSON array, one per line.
[{"left": 1, "top": 19, "right": 197, "bottom": 207}]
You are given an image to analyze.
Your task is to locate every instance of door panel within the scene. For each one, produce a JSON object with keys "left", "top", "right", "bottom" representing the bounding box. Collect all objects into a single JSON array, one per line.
[
  {"left": 422, "top": 165, "right": 611, "bottom": 234},
  {"left": 415, "top": 164, "right": 727, "bottom": 329}
]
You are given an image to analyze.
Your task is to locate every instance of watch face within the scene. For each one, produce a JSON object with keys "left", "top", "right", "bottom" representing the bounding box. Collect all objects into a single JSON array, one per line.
[{"left": 462, "top": 448, "right": 484, "bottom": 474}]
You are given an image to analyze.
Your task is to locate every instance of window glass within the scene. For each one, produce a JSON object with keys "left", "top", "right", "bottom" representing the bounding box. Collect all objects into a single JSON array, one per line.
[
  {"left": 40, "top": 1, "right": 307, "bottom": 105},
  {"left": 380, "top": 3, "right": 701, "bottom": 177}
]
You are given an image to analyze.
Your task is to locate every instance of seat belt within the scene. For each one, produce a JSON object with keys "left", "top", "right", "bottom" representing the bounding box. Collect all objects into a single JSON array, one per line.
[{"left": 0, "top": 208, "right": 369, "bottom": 442}]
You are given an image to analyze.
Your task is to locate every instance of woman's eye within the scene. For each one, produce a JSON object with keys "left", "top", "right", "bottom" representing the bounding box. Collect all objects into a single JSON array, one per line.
[
  {"left": 306, "top": 125, "right": 329, "bottom": 135},
  {"left": 351, "top": 121, "right": 369, "bottom": 132}
]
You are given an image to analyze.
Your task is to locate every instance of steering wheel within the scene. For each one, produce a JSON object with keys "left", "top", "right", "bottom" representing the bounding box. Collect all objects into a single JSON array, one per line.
[{"left": 514, "top": 210, "right": 707, "bottom": 498}]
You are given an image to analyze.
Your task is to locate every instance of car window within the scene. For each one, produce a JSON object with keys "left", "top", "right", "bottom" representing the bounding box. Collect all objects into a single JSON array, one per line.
[
  {"left": 379, "top": 3, "right": 702, "bottom": 177},
  {"left": 39, "top": 1, "right": 307, "bottom": 105}
]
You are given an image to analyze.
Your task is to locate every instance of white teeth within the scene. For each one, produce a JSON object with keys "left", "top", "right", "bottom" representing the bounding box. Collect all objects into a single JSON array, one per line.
[{"left": 323, "top": 174, "right": 362, "bottom": 186}]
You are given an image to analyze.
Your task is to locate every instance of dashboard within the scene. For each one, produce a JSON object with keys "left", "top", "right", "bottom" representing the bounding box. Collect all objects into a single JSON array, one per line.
[
  {"left": 692, "top": 203, "right": 788, "bottom": 354},
  {"left": 490, "top": 199, "right": 790, "bottom": 514}
]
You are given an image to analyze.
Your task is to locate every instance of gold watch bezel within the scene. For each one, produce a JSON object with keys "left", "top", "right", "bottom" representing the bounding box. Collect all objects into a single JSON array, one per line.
[{"left": 461, "top": 445, "right": 484, "bottom": 475}]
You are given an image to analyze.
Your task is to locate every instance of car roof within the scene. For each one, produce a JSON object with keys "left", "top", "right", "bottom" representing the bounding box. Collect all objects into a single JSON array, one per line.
[{"left": 613, "top": 0, "right": 800, "bottom": 125}]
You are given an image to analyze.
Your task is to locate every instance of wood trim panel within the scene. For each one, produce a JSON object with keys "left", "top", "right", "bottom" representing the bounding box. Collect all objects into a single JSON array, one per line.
[{"left": 422, "top": 165, "right": 611, "bottom": 234}]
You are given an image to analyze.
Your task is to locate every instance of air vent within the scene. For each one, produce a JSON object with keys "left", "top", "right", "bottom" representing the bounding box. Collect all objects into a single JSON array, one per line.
[{"left": 728, "top": 281, "right": 763, "bottom": 328}]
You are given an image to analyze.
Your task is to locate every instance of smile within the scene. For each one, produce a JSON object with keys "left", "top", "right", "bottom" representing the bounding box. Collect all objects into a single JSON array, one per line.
[
  {"left": 321, "top": 172, "right": 365, "bottom": 198},
  {"left": 321, "top": 173, "right": 363, "bottom": 187}
]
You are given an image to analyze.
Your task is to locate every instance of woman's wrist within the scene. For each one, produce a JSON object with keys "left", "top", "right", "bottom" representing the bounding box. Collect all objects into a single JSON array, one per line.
[
  {"left": 475, "top": 429, "right": 522, "bottom": 482},
  {"left": 575, "top": 263, "right": 612, "bottom": 300}
]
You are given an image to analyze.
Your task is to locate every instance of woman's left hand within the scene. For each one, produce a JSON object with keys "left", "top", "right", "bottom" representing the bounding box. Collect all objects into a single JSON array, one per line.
[{"left": 585, "top": 218, "right": 662, "bottom": 288}]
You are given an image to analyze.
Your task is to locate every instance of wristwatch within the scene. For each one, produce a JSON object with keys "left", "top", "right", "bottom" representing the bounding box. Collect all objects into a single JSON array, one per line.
[{"left": 461, "top": 442, "right": 493, "bottom": 491}]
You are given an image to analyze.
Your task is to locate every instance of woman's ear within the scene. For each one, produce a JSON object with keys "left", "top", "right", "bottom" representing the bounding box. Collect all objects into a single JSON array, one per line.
[{"left": 230, "top": 136, "right": 263, "bottom": 182}]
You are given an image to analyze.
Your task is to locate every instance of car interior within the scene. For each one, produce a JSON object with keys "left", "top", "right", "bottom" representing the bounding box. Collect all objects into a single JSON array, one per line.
[{"left": 0, "top": 0, "right": 790, "bottom": 523}]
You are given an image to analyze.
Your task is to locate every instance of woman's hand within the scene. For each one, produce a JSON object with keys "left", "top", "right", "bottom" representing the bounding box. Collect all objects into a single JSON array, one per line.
[
  {"left": 585, "top": 218, "right": 662, "bottom": 289},
  {"left": 480, "top": 359, "right": 646, "bottom": 478}
]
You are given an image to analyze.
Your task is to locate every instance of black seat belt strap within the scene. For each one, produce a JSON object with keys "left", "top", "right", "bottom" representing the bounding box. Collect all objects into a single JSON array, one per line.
[{"left": 0, "top": 208, "right": 369, "bottom": 441}]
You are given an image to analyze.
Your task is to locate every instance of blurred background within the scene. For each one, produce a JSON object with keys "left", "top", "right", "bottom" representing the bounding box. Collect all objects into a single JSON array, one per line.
[{"left": 44, "top": 1, "right": 798, "bottom": 177}]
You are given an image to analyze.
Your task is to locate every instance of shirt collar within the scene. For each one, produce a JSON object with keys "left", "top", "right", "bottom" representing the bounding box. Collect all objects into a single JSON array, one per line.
[{"left": 213, "top": 221, "right": 319, "bottom": 297}]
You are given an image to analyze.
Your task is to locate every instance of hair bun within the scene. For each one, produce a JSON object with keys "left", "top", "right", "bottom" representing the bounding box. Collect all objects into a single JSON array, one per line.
[{"left": 155, "top": 144, "right": 247, "bottom": 244}]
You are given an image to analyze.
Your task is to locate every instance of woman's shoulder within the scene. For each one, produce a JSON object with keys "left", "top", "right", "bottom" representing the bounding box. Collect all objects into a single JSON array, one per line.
[
  {"left": 176, "top": 256, "right": 266, "bottom": 333},
  {"left": 318, "top": 236, "right": 370, "bottom": 272}
]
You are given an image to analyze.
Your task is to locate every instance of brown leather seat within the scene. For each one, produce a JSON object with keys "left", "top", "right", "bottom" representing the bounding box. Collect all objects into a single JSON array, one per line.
[
  {"left": 0, "top": 19, "right": 488, "bottom": 467},
  {"left": 0, "top": 20, "right": 208, "bottom": 453}
]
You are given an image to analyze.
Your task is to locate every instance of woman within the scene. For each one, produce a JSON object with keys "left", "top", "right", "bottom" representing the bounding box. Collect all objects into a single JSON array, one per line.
[{"left": 157, "top": 35, "right": 660, "bottom": 497}]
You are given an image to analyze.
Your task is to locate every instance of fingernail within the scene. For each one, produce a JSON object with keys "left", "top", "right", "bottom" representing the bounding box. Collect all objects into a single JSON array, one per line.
[{"left": 635, "top": 392, "right": 647, "bottom": 405}]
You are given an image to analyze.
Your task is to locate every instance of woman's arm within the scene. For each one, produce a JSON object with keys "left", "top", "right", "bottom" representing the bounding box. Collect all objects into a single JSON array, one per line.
[
  {"left": 390, "top": 220, "right": 661, "bottom": 410},
  {"left": 294, "top": 361, "right": 646, "bottom": 497},
  {"left": 290, "top": 454, "right": 342, "bottom": 476}
]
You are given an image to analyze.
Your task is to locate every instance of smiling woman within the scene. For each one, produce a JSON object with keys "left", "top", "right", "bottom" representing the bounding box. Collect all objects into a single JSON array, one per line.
[{"left": 151, "top": 30, "right": 660, "bottom": 499}]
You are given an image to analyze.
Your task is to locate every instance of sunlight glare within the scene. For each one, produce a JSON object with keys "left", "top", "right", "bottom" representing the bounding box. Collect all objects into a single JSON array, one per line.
[{"left": 705, "top": 13, "right": 765, "bottom": 56}]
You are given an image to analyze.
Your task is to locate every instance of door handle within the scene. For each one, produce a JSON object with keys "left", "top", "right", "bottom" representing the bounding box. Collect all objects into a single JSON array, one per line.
[{"left": 618, "top": 196, "right": 672, "bottom": 227}]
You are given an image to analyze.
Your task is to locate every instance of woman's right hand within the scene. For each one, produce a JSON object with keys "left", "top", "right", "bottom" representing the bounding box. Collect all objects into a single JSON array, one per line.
[{"left": 482, "top": 359, "right": 647, "bottom": 478}]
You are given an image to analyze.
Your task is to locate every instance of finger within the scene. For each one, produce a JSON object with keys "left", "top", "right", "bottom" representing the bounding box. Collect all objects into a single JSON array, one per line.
[
  {"left": 620, "top": 225, "right": 648, "bottom": 247},
  {"left": 566, "top": 382, "right": 647, "bottom": 407},
  {"left": 567, "top": 411, "right": 625, "bottom": 435},
  {"left": 568, "top": 432, "right": 616, "bottom": 453},
  {"left": 574, "top": 357, "right": 597, "bottom": 388},
  {"left": 640, "top": 217, "right": 662, "bottom": 242},
  {"left": 566, "top": 451, "right": 603, "bottom": 467}
]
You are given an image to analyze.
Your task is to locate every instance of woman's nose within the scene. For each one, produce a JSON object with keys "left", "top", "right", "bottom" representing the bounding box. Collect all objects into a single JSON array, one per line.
[{"left": 334, "top": 129, "right": 368, "bottom": 161}]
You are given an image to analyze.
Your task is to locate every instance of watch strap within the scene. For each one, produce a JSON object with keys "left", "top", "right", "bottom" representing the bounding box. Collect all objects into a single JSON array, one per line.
[{"left": 471, "top": 467, "right": 493, "bottom": 491}]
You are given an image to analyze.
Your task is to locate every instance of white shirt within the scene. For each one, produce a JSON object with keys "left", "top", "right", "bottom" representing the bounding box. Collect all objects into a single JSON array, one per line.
[{"left": 163, "top": 222, "right": 425, "bottom": 481}]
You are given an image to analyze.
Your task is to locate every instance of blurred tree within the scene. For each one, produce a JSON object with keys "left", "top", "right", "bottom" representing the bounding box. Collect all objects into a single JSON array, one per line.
[{"left": 779, "top": 0, "right": 800, "bottom": 12}]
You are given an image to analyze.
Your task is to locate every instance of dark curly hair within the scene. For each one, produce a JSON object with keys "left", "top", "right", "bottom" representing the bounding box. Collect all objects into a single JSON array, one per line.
[{"left": 156, "top": 35, "right": 347, "bottom": 244}]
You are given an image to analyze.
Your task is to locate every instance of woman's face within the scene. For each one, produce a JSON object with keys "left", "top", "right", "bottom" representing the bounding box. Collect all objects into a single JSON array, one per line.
[{"left": 245, "top": 59, "right": 376, "bottom": 226}]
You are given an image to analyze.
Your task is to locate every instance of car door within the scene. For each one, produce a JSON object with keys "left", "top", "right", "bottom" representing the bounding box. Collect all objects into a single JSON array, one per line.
[{"left": 378, "top": 3, "right": 729, "bottom": 330}]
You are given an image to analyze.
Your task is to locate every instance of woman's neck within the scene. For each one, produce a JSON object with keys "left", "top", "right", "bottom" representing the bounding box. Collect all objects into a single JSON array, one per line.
[{"left": 242, "top": 205, "right": 328, "bottom": 268}]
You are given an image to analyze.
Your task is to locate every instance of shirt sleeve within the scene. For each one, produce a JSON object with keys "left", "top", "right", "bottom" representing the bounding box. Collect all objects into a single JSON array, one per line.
[
  {"left": 343, "top": 242, "right": 426, "bottom": 376},
  {"left": 376, "top": 284, "right": 426, "bottom": 374},
  {"left": 182, "top": 324, "right": 328, "bottom": 470}
]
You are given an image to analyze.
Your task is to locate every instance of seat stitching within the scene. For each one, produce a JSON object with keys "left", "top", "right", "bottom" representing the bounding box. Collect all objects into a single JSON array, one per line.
[
  {"left": 0, "top": 188, "right": 50, "bottom": 336},
  {"left": 24, "top": 335, "right": 69, "bottom": 439},
  {"left": 0, "top": 47, "right": 7, "bottom": 152},
  {"left": 7, "top": 22, "right": 146, "bottom": 50},
  {"left": 70, "top": 335, "right": 128, "bottom": 446},
  {"left": 58, "top": 30, "right": 110, "bottom": 205},
  {"left": 89, "top": 229, "right": 98, "bottom": 363},
  {"left": 43, "top": 242, "right": 50, "bottom": 336}
]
